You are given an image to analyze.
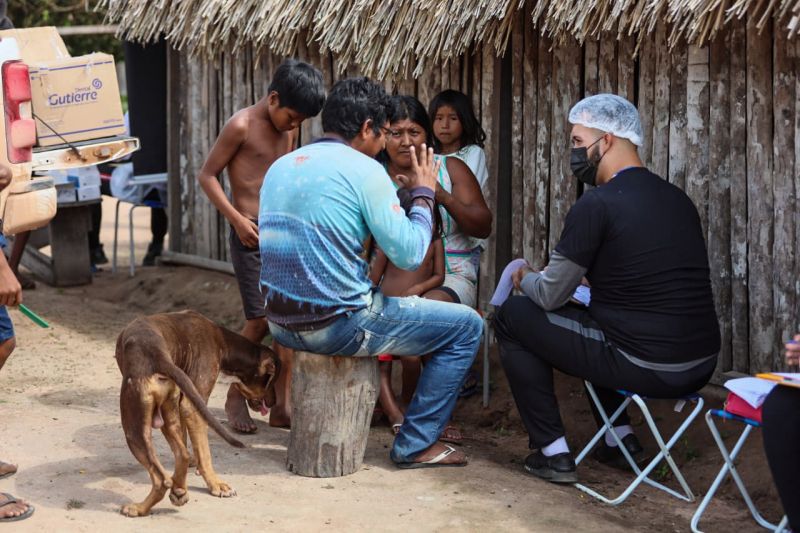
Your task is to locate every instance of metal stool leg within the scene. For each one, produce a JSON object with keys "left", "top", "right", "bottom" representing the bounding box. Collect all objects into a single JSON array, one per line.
[
  {"left": 692, "top": 412, "right": 781, "bottom": 531},
  {"left": 482, "top": 316, "right": 490, "bottom": 408},
  {"left": 575, "top": 382, "right": 703, "bottom": 505},
  {"left": 112, "top": 199, "right": 122, "bottom": 274},
  {"left": 128, "top": 204, "right": 140, "bottom": 277}
]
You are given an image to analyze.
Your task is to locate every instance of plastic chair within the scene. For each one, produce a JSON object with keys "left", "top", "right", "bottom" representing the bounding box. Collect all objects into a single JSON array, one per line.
[
  {"left": 112, "top": 197, "right": 165, "bottom": 277},
  {"left": 690, "top": 409, "right": 788, "bottom": 532},
  {"left": 111, "top": 172, "right": 167, "bottom": 277},
  {"left": 574, "top": 382, "right": 705, "bottom": 505}
]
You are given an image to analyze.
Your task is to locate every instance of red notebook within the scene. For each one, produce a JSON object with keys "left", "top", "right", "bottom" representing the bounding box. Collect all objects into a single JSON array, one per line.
[{"left": 724, "top": 392, "right": 763, "bottom": 423}]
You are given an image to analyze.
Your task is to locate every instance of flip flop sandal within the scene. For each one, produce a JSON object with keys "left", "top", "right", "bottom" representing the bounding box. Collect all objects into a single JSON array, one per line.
[
  {"left": 395, "top": 444, "right": 467, "bottom": 469},
  {"left": 0, "top": 493, "right": 34, "bottom": 522},
  {"left": 391, "top": 423, "right": 403, "bottom": 435},
  {"left": 439, "top": 425, "right": 463, "bottom": 445}
]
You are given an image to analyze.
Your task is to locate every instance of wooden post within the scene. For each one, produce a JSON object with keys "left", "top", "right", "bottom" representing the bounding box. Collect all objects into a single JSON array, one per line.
[{"left": 286, "top": 352, "right": 379, "bottom": 478}]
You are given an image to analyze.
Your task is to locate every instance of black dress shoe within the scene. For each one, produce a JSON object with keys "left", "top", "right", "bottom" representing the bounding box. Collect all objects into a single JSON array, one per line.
[
  {"left": 142, "top": 242, "right": 163, "bottom": 267},
  {"left": 524, "top": 451, "right": 578, "bottom": 484},
  {"left": 593, "top": 433, "right": 650, "bottom": 470},
  {"left": 90, "top": 245, "right": 109, "bottom": 265}
]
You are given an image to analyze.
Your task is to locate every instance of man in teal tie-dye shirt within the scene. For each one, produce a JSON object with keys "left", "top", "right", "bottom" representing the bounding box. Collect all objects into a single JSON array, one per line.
[{"left": 259, "top": 78, "right": 482, "bottom": 468}]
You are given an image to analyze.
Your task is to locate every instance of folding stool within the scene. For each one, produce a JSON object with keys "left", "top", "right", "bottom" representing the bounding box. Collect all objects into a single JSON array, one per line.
[
  {"left": 690, "top": 409, "right": 788, "bottom": 532},
  {"left": 574, "top": 381, "right": 705, "bottom": 505}
]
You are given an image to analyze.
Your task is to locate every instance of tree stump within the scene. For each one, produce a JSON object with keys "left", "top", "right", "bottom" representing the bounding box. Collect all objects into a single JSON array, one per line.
[{"left": 286, "top": 351, "right": 379, "bottom": 477}]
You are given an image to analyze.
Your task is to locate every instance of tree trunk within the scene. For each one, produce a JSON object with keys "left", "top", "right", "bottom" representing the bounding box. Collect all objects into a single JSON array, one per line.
[{"left": 286, "top": 352, "right": 379, "bottom": 478}]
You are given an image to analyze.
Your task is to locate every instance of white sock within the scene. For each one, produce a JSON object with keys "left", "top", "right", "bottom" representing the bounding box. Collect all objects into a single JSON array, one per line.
[
  {"left": 541, "top": 436, "right": 569, "bottom": 457},
  {"left": 604, "top": 425, "right": 634, "bottom": 447}
]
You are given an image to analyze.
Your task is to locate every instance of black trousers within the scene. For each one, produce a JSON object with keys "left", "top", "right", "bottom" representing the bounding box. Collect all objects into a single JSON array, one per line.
[
  {"left": 762, "top": 385, "right": 800, "bottom": 529},
  {"left": 493, "top": 296, "right": 715, "bottom": 449}
]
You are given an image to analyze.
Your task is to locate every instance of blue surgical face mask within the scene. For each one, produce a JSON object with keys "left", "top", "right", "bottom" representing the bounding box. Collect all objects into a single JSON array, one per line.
[{"left": 570, "top": 135, "right": 605, "bottom": 186}]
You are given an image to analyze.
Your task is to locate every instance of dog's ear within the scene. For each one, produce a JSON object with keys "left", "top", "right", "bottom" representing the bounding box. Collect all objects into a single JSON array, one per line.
[{"left": 258, "top": 351, "right": 278, "bottom": 377}]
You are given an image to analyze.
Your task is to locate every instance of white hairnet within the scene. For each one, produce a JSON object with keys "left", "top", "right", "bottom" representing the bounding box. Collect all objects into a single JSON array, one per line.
[{"left": 568, "top": 94, "right": 643, "bottom": 147}]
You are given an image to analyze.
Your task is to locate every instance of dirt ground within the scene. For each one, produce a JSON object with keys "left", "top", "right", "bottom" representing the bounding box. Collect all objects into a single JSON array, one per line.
[{"left": 0, "top": 197, "right": 787, "bottom": 532}]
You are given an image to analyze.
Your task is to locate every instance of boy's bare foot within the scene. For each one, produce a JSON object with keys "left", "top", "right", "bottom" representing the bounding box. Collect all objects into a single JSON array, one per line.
[
  {"left": 225, "top": 385, "right": 257, "bottom": 434},
  {"left": 440, "top": 424, "right": 463, "bottom": 444},
  {"left": 0, "top": 462, "right": 16, "bottom": 479},
  {"left": 395, "top": 441, "right": 468, "bottom": 469},
  {"left": 0, "top": 493, "right": 33, "bottom": 521},
  {"left": 268, "top": 406, "right": 291, "bottom": 428}
]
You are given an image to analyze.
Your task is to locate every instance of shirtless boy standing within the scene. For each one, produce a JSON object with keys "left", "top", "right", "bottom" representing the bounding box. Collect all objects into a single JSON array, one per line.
[{"left": 197, "top": 59, "right": 325, "bottom": 432}]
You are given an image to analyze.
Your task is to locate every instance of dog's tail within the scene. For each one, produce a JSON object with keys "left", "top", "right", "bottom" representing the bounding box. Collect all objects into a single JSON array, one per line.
[{"left": 156, "top": 358, "right": 246, "bottom": 449}]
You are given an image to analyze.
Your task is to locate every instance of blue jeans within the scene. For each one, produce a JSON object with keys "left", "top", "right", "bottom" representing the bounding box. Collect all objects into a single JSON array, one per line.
[{"left": 269, "top": 290, "right": 483, "bottom": 463}]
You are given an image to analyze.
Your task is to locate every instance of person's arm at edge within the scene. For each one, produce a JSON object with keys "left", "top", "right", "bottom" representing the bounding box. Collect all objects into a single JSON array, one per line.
[
  {"left": 404, "top": 239, "right": 445, "bottom": 296},
  {"left": 519, "top": 251, "right": 586, "bottom": 311},
  {"left": 196, "top": 113, "right": 258, "bottom": 247},
  {"left": 0, "top": 248, "right": 20, "bottom": 307},
  {"left": 437, "top": 157, "right": 492, "bottom": 239}
]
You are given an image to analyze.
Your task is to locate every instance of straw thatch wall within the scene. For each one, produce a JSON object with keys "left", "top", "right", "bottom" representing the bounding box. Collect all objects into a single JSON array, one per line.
[{"left": 163, "top": 9, "right": 798, "bottom": 377}]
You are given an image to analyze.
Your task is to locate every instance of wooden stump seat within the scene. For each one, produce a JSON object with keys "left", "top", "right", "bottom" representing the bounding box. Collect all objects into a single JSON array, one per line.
[{"left": 286, "top": 351, "right": 379, "bottom": 478}]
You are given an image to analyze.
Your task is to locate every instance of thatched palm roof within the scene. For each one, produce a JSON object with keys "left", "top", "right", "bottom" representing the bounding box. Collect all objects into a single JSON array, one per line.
[{"left": 101, "top": 0, "right": 799, "bottom": 79}]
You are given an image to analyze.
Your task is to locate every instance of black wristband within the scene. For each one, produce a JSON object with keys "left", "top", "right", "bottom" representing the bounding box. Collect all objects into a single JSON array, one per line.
[{"left": 408, "top": 186, "right": 435, "bottom": 201}]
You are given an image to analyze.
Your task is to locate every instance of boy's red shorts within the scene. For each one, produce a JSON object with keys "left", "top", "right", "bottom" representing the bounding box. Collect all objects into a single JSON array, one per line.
[{"left": 378, "top": 354, "right": 395, "bottom": 362}]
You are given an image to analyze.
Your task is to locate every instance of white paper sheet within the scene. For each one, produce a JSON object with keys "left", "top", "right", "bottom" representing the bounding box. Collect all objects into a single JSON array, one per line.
[{"left": 724, "top": 377, "right": 777, "bottom": 408}]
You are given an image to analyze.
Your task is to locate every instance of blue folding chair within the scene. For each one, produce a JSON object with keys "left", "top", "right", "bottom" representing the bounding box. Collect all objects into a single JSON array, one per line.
[
  {"left": 690, "top": 409, "right": 788, "bottom": 532},
  {"left": 575, "top": 382, "right": 705, "bottom": 505}
]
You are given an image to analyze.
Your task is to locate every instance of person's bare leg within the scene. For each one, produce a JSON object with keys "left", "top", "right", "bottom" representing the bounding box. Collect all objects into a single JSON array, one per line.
[
  {"left": 378, "top": 360, "right": 404, "bottom": 432},
  {"left": 0, "top": 336, "right": 16, "bottom": 373},
  {"left": 0, "top": 337, "right": 23, "bottom": 508},
  {"left": 268, "top": 341, "right": 292, "bottom": 428},
  {"left": 399, "top": 356, "right": 422, "bottom": 406},
  {"left": 224, "top": 318, "right": 267, "bottom": 433},
  {"left": 7, "top": 232, "right": 33, "bottom": 289}
]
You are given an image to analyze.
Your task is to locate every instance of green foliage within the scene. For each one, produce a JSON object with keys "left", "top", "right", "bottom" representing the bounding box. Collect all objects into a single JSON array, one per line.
[{"left": 6, "top": 1, "right": 123, "bottom": 60}]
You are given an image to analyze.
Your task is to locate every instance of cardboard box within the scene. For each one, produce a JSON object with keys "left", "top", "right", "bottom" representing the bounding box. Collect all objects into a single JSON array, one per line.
[
  {"left": 0, "top": 27, "right": 69, "bottom": 63},
  {"left": 55, "top": 182, "right": 76, "bottom": 204},
  {"left": 76, "top": 184, "right": 101, "bottom": 202},
  {"left": 29, "top": 53, "right": 126, "bottom": 147}
]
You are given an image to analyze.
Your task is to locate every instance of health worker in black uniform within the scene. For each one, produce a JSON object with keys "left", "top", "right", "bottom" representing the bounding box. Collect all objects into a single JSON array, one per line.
[{"left": 494, "top": 94, "right": 720, "bottom": 484}]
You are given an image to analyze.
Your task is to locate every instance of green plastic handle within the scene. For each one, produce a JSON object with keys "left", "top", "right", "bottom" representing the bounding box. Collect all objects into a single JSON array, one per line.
[{"left": 18, "top": 304, "right": 49, "bottom": 328}]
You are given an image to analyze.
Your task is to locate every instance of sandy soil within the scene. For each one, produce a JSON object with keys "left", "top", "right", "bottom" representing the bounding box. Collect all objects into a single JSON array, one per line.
[{"left": 0, "top": 197, "right": 786, "bottom": 532}]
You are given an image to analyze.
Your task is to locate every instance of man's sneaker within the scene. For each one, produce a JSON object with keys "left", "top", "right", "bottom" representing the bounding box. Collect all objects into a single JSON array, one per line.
[
  {"left": 91, "top": 245, "right": 109, "bottom": 265},
  {"left": 523, "top": 451, "right": 578, "bottom": 484},
  {"left": 592, "top": 433, "right": 650, "bottom": 470}
]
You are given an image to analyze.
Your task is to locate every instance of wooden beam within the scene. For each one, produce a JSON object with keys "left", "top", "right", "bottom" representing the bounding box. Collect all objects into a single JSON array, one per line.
[
  {"left": 708, "top": 27, "right": 733, "bottom": 375},
  {"left": 521, "top": 6, "right": 539, "bottom": 265},
  {"left": 746, "top": 19, "right": 775, "bottom": 373},
  {"left": 729, "top": 21, "right": 749, "bottom": 373},
  {"left": 57, "top": 25, "right": 118, "bottom": 36},
  {"left": 772, "top": 26, "right": 797, "bottom": 371},
  {"left": 478, "top": 46, "right": 501, "bottom": 309},
  {"left": 637, "top": 33, "right": 656, "bottom": 170},
  {"left": 668, "top": 44, "right": 688, "bottom": 190},
  {"left": 510, "top": 15, "right": 524, "bottom": 260},
  {"left": 533, "top": 36, "right": 552, "bottom": 268},
  {"left": 685, "top": 45, "right": 710, "bottom": 234},
  {"left": 547, "top": 40, "right": 581, "bottom": 254},
  {"left": 651, "top": 23, "right": 671, "bottom": 179}
]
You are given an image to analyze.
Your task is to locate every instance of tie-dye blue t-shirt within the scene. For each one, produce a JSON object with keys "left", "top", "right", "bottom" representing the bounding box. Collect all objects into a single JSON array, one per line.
[{"left": 258, "top": 140, "right": 433, "bottom": 326}]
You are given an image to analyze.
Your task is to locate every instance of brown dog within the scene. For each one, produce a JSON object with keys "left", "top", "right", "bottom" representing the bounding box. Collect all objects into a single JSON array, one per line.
[{"left": 115, "top": 310, "right": 279, "bottom": 517}]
